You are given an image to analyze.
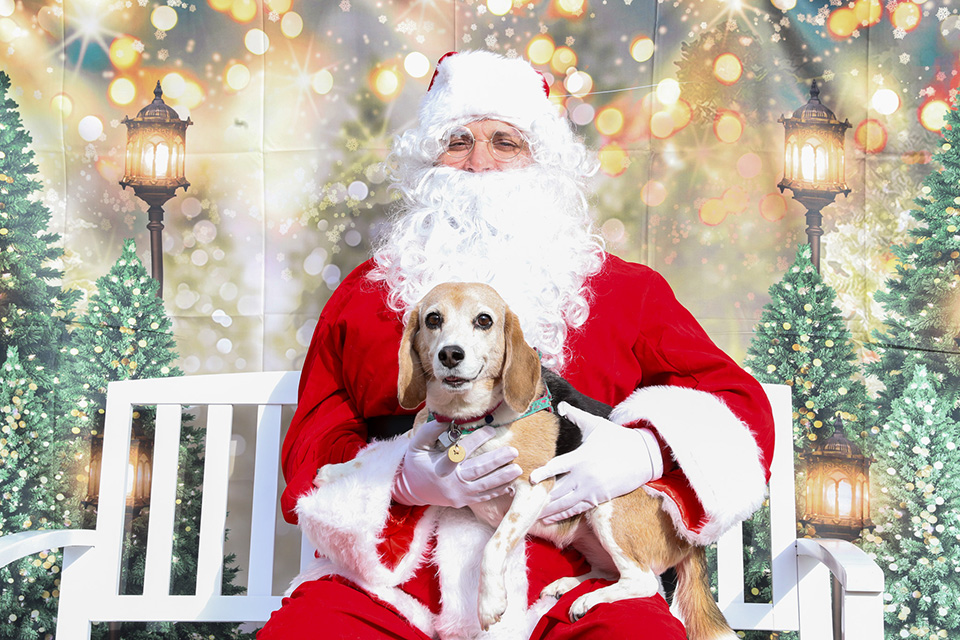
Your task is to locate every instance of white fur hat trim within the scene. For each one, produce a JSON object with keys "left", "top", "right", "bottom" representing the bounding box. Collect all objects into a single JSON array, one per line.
[{"left": 419, "top": 50, "right": 553, "bottom": 136}]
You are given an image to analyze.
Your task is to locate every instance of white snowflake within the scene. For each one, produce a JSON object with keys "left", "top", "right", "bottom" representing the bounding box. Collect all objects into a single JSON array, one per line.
[
  {"left": 476, "top": 4, "right": 487, "bottom": 14},
  {"left": 829, "top": 0, "right": 841, "bottom": 5},
  {"left": 885, "top": 0, "right": 896, "bottom": 11},
  {"left": 340, "top": 0, "right": 351, "bottom": 11},
  {"left": 893, "top": 27, "right": 906, "bottom": 39},
  {"left": 423, "top": 22, "right": 434, "bottom": 33},
  {"left": 416, "top": 35, "right": 425, "bottom": 43},
  {"left": 938, "top": 71, "right": 947, "bottom": 81},
  {"left": 823, "top": 69, "right": 835, "bottom": 82},
  {"left": 157, "top": 49, "right": 168, "bottom": 61},
  {"left": 378, "top": 14, "right": 387, "bottom": 23},
  {"left": 132, "top": 39, "right": 145, "bottom": 52},
  {"left": 873, "top": 73, "right": 885, "bottom": 85},
  {"left": 565, "top": 36, "right": 575, "bottom": 45},
  {"left": 771, "top": 33, "right": 781, "bottom": 43},
  {"left": 397, "top": 19, "right": 416, "bottom": 34},
  {"left": 900, "top": 52, "right": 911, "bottom": 64},
  {"left": 485, "top": 34, "right": 498, "bottom": 47},
  {"left": 268, "top": 10, "right": 279, "bottom": 21},
  {"left": 539, "top": 23, "right": 548, "bottom": 34},
  {"left": 137, "top": 0, "right": 147, "bottom": 5},
  {"left": 155, "top": 29, "right": 166, "bottom": 40},
  {"left": 937, "top": 7, "right": 950, "bottom": 21},
  {"left": 780, "top": 16, "right": 790, "bottom": 27},
  {"left": 33, "top": 90, "right": 41, "bottom": 99},
  {"left": 463, "top": 33, "right": 472, "bottom": 43},
  {"left": 797, "top": 13, "right": 805, "bottom": 22},
  {"left": 505, "top": 28, "right": 514, "bottom": 37}
]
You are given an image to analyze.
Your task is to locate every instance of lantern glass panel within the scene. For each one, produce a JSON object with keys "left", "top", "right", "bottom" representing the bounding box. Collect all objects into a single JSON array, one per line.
[
  {"left": 156, "top": 142, "right": 170, "bottom": 177},
  {"left": 838, "top": 479, "right": 853, "bottom": 516},
  {"left": 825, "top": 479, "right": 837, "bottom": 516}
]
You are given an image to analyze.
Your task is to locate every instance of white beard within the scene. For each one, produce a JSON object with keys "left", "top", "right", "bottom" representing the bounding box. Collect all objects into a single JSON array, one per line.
[{"left": 369, "top": 164, "right": 605, "bottom": 371}]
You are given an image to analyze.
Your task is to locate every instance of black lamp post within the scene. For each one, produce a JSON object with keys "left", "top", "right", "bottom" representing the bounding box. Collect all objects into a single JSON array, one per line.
[
  {"left": 120, "top": 81, "right": 192, "bottom": 297},
  {"left": 777, "top": 80, "right": 850, "bottom": 273}
]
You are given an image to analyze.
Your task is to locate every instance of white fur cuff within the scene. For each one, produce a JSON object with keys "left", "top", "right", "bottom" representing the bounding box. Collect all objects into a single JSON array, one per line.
[{"left": 609, "top": 385, "right": 767, "bottom": 544}]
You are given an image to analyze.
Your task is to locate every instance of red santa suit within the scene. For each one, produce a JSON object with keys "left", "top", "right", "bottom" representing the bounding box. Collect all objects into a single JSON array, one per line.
[{"left": 256, "top": 253, "right": 774, "bottom": 640}]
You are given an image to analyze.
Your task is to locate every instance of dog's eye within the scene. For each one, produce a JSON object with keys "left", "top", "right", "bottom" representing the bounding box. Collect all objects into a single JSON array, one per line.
[
  {"left": 425, "top": 312, "right": 443, "bottom": 329},
  {"left": 474, "top": 314, "right": 493, "bottom": 330}
]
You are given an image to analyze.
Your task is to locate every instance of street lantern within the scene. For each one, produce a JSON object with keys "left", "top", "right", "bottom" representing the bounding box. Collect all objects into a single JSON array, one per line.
[
  {"left": 800, "top": 418, "right": 873, "bottom": 541},
  {"left": 777, "top": 79, "right": 850, "bottom": 273},
  {"left": 85, "top": 423, "right": 154, "bottom": 515},
  {"left": 120, "top": 81, "right": 192, "bottom": 297}
]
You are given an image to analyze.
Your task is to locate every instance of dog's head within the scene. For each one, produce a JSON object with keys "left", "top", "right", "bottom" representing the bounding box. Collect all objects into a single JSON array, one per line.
[{"left": 397, "top": 282, "right": 542, "bottom": 418}]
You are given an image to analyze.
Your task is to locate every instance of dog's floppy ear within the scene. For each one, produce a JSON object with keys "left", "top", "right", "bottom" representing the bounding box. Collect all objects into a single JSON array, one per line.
[
  {"left": 502, "top": 309, "right": 541, "bottom": 413},
  {"left": 397, "top": 307, "right": 427, "bottom": 409}
]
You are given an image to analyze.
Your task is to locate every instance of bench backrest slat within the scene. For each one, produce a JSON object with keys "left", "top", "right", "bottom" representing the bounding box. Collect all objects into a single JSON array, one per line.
[{"left": 142, "top": 403, "right": 184, "bottom": 597}]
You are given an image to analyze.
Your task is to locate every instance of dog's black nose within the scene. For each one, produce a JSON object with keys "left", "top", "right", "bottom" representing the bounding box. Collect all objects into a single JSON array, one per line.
[{"left": 438, "top": 345, "right": 465, "bottom": 368}]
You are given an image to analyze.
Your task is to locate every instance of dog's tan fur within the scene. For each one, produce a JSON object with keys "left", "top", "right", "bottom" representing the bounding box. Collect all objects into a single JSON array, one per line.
[{"left": 398, "top": 282, "right": 735, "bottom": 639}]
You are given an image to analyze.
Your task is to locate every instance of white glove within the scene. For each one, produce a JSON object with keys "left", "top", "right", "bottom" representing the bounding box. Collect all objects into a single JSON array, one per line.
[
  {"left": 392, "top": 419, "right": 522, "bottom": 508},
  {"left": 529, "top": 402, "right": 664, "bottom": 524}
]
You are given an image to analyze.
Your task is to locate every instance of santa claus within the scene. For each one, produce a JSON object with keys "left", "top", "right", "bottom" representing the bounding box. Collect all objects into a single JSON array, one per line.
[{"left": 258, "top": 50, "right": 774, "bottom": 640}]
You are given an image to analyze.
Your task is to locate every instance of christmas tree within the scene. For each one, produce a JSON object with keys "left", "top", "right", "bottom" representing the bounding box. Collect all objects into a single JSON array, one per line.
[
  {"left": 861, "top": 365, "right": 960, "bottom": 639},
  {"left": 0, "top": 71, "right": 78, "bottom": 382},
  {"left": 69, "top": 240, "right": 252, "bottom": 639},
  {"left": 0, "top": 348, "right": 76, "bottom": 640},
  {"left": 737, "top": 243, "right": 869, "bottom": 639},
  {"left": 869, "top": 103, "right": 960, "bottom": 422}
]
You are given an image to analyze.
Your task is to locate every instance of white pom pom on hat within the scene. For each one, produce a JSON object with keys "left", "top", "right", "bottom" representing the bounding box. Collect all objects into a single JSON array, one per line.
[{"left": 418, "top": 50, "right": 554, "bottom": 136}]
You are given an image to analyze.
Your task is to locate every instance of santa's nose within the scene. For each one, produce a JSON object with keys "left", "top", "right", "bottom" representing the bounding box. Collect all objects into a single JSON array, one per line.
[{"left": 461, "top": 144, "right": 498, "bottom": 172}]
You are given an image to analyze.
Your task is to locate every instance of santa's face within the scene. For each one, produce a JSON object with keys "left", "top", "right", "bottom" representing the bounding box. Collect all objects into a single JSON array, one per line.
[{"left": 371, "top": 120, "right": 604, "bottom": 371}]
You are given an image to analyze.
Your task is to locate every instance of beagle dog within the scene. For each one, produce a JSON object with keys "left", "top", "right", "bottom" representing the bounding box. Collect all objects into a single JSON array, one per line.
[{"left": 398, "top": 282, "right": 735, "bottom": 640}]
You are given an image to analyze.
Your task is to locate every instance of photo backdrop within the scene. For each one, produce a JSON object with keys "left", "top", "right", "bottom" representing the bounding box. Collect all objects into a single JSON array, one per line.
[{"left": 2, "top": 0, "right": 959, "bottom": 638}]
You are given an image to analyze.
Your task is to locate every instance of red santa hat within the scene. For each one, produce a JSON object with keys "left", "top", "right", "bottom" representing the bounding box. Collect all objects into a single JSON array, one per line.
[{"left": 418, "top": 50, "right": 553, "bottom": 136}]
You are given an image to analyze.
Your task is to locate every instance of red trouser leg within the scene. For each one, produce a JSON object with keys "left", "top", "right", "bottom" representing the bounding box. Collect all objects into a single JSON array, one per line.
[{"left": 256, "top": 575, "right": 432, "bottom": 640}]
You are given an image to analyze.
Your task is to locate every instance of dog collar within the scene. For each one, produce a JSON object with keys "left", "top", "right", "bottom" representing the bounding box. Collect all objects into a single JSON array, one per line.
[{"left": 430, "top": 386, "right": 554, "bottom": 436}]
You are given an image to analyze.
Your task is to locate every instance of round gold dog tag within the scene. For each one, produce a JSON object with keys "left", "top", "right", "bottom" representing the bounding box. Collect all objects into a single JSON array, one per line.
[{"left": 447, "top": 444, "right": 466, "bottom": 463}]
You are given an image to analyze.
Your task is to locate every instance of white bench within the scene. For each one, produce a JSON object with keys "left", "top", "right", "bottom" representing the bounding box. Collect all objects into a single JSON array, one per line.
[{"left": 0, "top": 373, "right": 884, "bottom": 639}]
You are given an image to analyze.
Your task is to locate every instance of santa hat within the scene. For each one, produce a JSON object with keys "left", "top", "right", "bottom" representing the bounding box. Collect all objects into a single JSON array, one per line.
[{"left": 418, "top": 50, "right": 554, "bottom": 136}]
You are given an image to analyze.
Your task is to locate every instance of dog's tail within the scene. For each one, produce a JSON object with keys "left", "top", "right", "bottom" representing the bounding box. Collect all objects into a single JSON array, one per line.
[{"left": 673, "top": 546, "right": 738, "bottom": 640}]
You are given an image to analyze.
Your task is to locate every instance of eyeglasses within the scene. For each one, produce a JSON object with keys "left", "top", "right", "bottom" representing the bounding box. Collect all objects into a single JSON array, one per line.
[{"left": 440, "top": 124, "right": 528, "bottom": 161}]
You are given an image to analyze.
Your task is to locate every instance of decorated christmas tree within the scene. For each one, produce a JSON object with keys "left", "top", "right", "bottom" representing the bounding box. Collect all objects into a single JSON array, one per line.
[
  {"left": 0, "top": 71, "right": 78, "bottom": 382},
  {"left": 861, "top": 365, "right": 960, "bottom": 639},
  {"left": 0, "top": 348, "right": 76, "bottom": 640},
  {"left": 69, "top": 240, "right": 252, "bottom": 640},
  {"left": 737, "top": 243, "right": 869, "bottom": 639},
  {"left": 869, "top": 103, "right": 960, "bottom": 422}
]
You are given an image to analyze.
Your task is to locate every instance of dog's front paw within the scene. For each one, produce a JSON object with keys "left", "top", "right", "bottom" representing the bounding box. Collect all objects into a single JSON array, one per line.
[
  {"left": 478, "top": 585, "right": 508, "bottom": 631},
  {"left": 540, "top": 576, "right": 584, "bottom": 600},
  {"left": 567, "top": 593, "right": 596, "bottom": 622}
]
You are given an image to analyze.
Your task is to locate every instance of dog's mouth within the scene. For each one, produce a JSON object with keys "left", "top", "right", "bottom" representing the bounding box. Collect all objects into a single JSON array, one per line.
[{"left": 442, "top": 376, "right": 471, "bottom": 389}]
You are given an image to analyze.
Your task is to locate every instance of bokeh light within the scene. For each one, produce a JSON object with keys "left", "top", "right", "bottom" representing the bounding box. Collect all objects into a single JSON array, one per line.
[
  {"left": 601, "top": 218, "right": 626, "bottom": 243},
  {"left": 404, "top": 52, "right": 430, "bottom": 78},
  {"left": 551, "top": 47, "right": 577, "bottom": 74},
  {"left": 770, "top": 0, "right": 797, "bottom": 10},
  {"left": 713, "top": 53, "right": 743, "bottom": 85},
  {"left": 372, "top": 67, "right": 402, "bottom": 101},
  {"left": 208, "top": 0, "right": 232, "bottom": 10},
  {"left": 737, "top": 152, "right": 762, "bottom": 179},
  {"left": 598, "top": 142, "right": 628, "bottom": 176},
  {"left": 919, "top": 99, "right": 949, "bottom": 132},
  {"left": 564, "top": 70, "right": 593, "bottom": 98},
  {"left": 487, "top": 0, "right": 512, "bottom": 15},
  {"left": 528, "top": 36, "right": 555, "bottom": 65},
  {"left": 667, "top": 99, "right": 692, "bottom": 132},
  {"left": 0, "top": 16, "right": 18, "bottom": 42},
  {"left": 51, "top": 93, "right": 73, "bottom": 118},
  {"left": 722, "top": 186, "right": 749, "bottom": 213},
  {"left": 178, "top": 81, "right": 205, "bottom": 110},
  {"left": 231, "top": 0, "right": 258, "bottom": 22},
  {"left": 641, "top": 180, "right": 667, "bottom": 206},
  {"left": 570, "top": 102, "right": 595, "bottom": 126},
  {"left": 312, "top": 69, "right": 334, "bottom": 95},
  {"left": 656, "top": 78, "right": 681, "bottom": 104},
  {"left": 245, "top": 28, "right": 269, "bottom": 55},
  {"left": 109, "top": 36, "right": 141, "bottom": 70},
  {"left": 78, "top": 115, "right": 103, "bottom": 142},
  {"left": 891, "top": 2, "right": 921, "bottom": 32},
  {"left": 650, "top": 111, "right": 675, "bottom": 139},
  {"left": 853, "top": 0, "right": 882, "bottom": 27},
  {"left": 855, "top": 119, "right": 887, "bottom": 153},
  {"left": 714, "top": 110, "right": 743, "bottom": 143},
  {"left": 828, "top": 8, "right": 858, "bottom": 38},
  {"left": 595, "top": 107, "right": 624, "bottom": 136},
  {"left": 151, "top": 6, "right": 178, "bottom": 31},
  {"left": 0, "top": 0, "right": 13, "bottom": 17},
  {"left": 871, "top": 88, "right": 899, "bottom": 115},
  {"left": 225, "top": 63, "right": 251, "bottom": 91},
  {"left": 555, "top": 0, "right": 586, "bottom": 18},
  {"left": 281, "top": 12, "right": 303, "bottom": 38},
  {"left": 699, "top": 198, "right": 727, "bottom": 225},
  {"left": 37, "top": 6, "right": 61, "bottom": 37},
  {"left": 162, "top": 72, "right": 187, "bottom": 99},
  {"left": 630, "top": 36, "right": 654, "bottom": 63},
  {"left": 760, "top": 192, "right": 787, "bottom": 221},
  {"left": 108, "top": 78, "right": 136, "bottom": 106},
  {"left": 267, "top": 0, "right": 292, "bottom": 12}
]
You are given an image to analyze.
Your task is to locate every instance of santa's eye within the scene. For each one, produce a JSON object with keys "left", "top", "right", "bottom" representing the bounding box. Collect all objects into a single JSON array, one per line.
[
  {"left": 425, "top": 312, "right": 443, "bottom": 329},
  {"left": 474, "top": 314, "right": 493, "bottom": 330}
]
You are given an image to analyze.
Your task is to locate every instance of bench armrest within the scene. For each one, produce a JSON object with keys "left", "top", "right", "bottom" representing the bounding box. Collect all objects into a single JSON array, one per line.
[
  {"left": 795, "top": 537, "right": 884, "bottom": 594},
  {"left": 0, "top": 530, "right": 98, "bottom": 569}
]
